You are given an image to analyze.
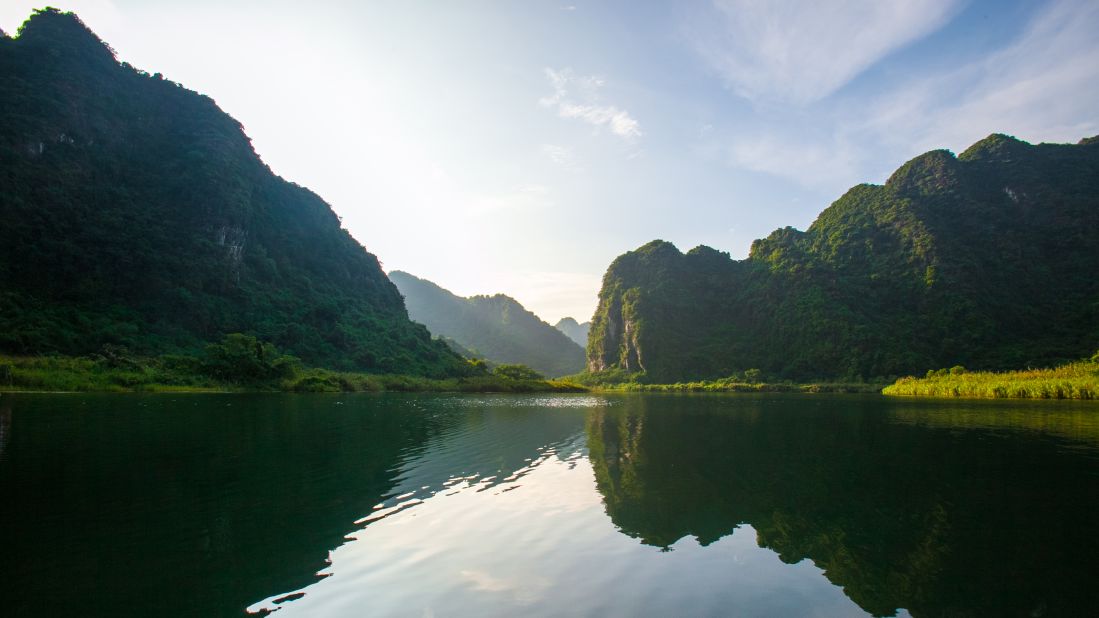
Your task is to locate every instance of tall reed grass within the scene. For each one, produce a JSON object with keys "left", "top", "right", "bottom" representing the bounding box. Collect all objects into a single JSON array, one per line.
[{"left": 883, "top": 361, "right": 1099, "bottom": 400}]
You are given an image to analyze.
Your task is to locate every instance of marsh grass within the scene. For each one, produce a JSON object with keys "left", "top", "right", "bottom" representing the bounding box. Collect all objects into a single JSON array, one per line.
[
  {"left": 567, "top": 372, "right": 883, "bottom": 394},
  {"left": 283, "top": 368, "right": 583, "bottom": 393},
  {"left": 883, "top": 360, "right": 1099, "bottom": 400},
  {"left": 595, "top": 382, "right": 883, "bottom": 394},
  {"left": 0, "top": 355, "right": 220, "bottom": 392}
]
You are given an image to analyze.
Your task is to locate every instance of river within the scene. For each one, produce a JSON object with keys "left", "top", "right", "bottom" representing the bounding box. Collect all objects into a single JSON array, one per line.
[{"left": 1, "top": 392, "right": 1097, "bottom": 616}]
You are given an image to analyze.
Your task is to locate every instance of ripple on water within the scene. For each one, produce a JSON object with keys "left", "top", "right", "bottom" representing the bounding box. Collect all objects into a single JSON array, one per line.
[{"left": 434, "top": 394, "right": 615, "bottom": 409}]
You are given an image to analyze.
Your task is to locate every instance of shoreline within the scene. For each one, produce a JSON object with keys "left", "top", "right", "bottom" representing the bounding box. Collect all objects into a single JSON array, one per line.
[{"left": 883, "top": 360, "right": 1098, "bottom": 401}]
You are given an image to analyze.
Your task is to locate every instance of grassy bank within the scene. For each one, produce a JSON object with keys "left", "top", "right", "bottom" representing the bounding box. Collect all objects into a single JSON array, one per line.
[
  {"left": 591, "top": 381, "right": 884, "bottom": 394},
  {"left": 883, "top": 357, "right": 1099, "bottom": 400},
  {"left": 0, "top": 349, "right": 583, "bottom": 394},
  {"left": 565, "top": 371, "right": 884, "bottom": 394}
]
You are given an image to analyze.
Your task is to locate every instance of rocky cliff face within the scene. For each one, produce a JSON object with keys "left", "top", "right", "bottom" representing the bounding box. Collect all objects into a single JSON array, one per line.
[{"left": 588, "top": 135, "right": 1099, "bottom": 382}]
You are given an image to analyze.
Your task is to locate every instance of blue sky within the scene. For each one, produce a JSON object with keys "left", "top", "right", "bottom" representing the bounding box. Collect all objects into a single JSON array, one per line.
[{"left": 2, "top": 1, "right": 1097, "bottom": 323}]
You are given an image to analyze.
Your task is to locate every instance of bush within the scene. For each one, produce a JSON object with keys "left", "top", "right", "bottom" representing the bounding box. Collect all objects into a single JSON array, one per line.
[
  {"left": 202, "top": 333, "right": 300, "bottom": 383},
  {"left": 290, "top": 375, "right": 340, "bottom": 392},
  {"left": 96, "top": 344, "right": 139, "bottom": 369},
  {"left": 493, "top": 364, "right": 545, "bottom": 381}
]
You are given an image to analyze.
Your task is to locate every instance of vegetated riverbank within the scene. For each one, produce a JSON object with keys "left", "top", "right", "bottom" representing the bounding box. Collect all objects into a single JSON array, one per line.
[
  {"left": 0, "top": 335, "right": 583, "bottom": 394},
  {"left": 593, "top": 382, "right": 884, "bottom": 394},
  {"left": 0, "top": 355, "right": 583, "bottom": 393},
  {"left": 567, "top": 370, "right": 885, "bottom": 394},
  {"left": 883, "top": 355, "right": 1099, "bottom": 400}
]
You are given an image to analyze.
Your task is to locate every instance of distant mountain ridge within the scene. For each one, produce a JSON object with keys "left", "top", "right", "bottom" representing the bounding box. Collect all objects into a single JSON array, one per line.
[
  {"left": 0, "top": 9, "right": 466, "bottom": 376},
  {"left": 389, "top": 271, "right": 585, "bottom": 377},
  {"left": 554, "top": 317, "right": 591, "bottom": 347},
  {"left": 588, "top": 134, "right": 1099, "bottom": 382}
]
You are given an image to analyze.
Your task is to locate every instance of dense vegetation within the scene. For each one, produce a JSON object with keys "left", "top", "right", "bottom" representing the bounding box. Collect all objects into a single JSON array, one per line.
[
  {"left": 390, "top": 271, "right": 585, "bottom": 377},
  {"left": 589, "top": 135, "right": 1099, "bottom": 382},
  {"left": 554, "top": 317, "right": 591, "bottom": 347},
  {"left": 0, "top": 335, "right": 581, "bottom": 393},
  {"left": 0, "top": 9, "right": 467, "bottom": 377},
  {"left": 883, "top": 352, "right": 1099, "bottom": 400}
]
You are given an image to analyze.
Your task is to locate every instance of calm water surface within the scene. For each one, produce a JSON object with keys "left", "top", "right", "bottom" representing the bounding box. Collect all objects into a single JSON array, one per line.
[{"left": 1, "top": 392, "right": 1098, "bottom": 617}]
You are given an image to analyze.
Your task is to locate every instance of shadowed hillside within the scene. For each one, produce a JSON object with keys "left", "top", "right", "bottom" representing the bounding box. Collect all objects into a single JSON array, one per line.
[{"left": 0, "top": 9, "right": 464, "bottom": 377}]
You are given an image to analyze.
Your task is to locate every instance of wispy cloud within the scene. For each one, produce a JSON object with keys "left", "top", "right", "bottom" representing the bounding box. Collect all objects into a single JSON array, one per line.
[
  {"left": 689, "top": 0, "right": 963, "bottom": 105},
  {"left": 540, "top": 67, "right": 642, "bottom": 140},
  {"left": 719, "top": 0, "right": 1099, "bottom": 194},
  {"left": 541, "top": 143, "right": 581, "bottom": 171},
  {"left": 729, "top": 134, "right": 860, "bottom": 193},
  {"left": 861, "top": 0, "right": 1099, "bottom": 154}
]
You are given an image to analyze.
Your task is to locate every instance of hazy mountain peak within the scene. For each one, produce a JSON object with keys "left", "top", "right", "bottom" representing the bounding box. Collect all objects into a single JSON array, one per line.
[
  {"left": 554, "top": 318, "right": 591, "bottom": 348},
  {"left": 390, "top": 272, "right": 585, "bottom": 377}
]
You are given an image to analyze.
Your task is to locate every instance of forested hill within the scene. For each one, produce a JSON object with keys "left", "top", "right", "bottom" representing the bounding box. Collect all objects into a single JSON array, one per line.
[
  {"left": 389, "top": 271, "right": 586, "bottom": 377},
  {"left": 589, "top": 134, "right": 1099, "bottom": 382},
  {"left": 0, "top": 9, "right": 466, "bottom": 376},
  {"left": 554, "top": 317, "right": 591, "bottom": 347}
]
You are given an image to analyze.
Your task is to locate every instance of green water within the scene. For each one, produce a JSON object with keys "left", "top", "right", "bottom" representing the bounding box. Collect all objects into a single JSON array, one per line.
[{"left": 1, "top": 392, "right": 1097, "bottom": 617}]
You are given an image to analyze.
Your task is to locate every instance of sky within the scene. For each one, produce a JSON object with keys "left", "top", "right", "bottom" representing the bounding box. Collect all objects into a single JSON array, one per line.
[{"left": 2, "top": 0, "right": 1097, "bottom": 323}]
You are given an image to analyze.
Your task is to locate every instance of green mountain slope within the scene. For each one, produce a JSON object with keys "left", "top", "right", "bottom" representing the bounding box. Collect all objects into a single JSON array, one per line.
[
  {"left": 390, "top": 271, "right": 585, "bottom": 377},
  {"left": 589, "top": 134, "right": 1099, "bottom": 382},
  {"left": 0, "top": 9, "right": 465, "bottom": 377},
  {"left": 554, "top": 317, "right": 591, "bottom": 347}
]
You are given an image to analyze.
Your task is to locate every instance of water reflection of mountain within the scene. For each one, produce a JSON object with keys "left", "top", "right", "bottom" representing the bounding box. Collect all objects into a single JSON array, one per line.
[
  {"left": 587, "top": 395, "right": 1099, "bottom": 617},
  {"left": 0, "top": 393, "right": 587, "bottom": 617}
]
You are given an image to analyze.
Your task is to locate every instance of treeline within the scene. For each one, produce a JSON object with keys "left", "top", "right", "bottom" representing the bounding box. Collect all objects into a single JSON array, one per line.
[
  {"left": 0, "top": 334, "right": 584, "bottom": 393},
  {"left": 569, "top": 368, "right": 882, "bottom": 393}
]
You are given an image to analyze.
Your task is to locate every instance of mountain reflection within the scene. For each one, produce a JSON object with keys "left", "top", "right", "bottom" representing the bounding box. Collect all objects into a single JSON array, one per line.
[
  {"left": 0, "top": 394, "right": 433, "bottom": 617},
  {"left": 0, "top": 393, "right": 584, "bottom": 617},
  {"left": 586, "top": 395, "right": 1099, "bottom": 617},
  {"left": 4, "top": 393, "right": 1098, "bottom": 617}
]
